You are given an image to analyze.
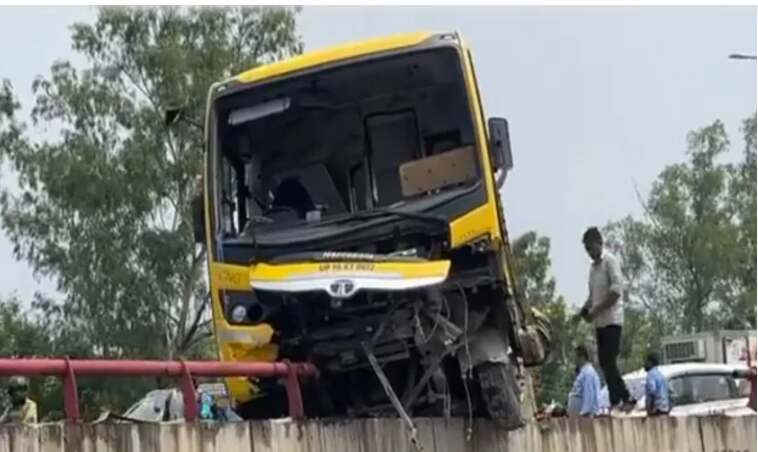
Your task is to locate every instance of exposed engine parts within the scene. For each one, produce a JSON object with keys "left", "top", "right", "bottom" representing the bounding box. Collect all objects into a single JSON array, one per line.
[{"left": 228, "top": 266, "right": 531, "bottom": 430}]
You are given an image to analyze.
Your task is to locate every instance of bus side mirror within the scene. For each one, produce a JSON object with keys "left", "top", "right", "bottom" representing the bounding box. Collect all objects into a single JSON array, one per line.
[
  {"left": 488, "top": 117, "right": 514, "bottom": 188},
  {"left": 192, "top": 191, "right": 206, "bottom": 244}
]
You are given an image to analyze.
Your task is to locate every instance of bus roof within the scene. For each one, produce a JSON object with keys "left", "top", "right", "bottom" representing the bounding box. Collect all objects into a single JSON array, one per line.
[{"left": 232, "top": 31, "right": 436, "bottom": 86}]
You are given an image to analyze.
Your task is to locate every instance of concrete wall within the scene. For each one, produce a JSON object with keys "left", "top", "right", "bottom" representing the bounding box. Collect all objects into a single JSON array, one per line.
[{"left": 0, "top": 415, "right": 754, "bottom": 452}]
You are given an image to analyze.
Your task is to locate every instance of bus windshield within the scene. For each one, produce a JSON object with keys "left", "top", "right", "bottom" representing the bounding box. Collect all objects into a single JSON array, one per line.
[{"left": 212, "top": 47, "right": 480, "bottom": 239}]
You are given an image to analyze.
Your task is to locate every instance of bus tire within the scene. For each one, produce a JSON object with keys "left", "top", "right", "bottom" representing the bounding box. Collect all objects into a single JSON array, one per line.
[{"left": 476, "top": 361, "right": 525, "bottom": 431}]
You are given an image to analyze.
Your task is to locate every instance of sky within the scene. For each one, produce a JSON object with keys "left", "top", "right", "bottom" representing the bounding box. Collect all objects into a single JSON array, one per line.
[{"left": 0, "top": 6, "right": 756, "bottom": 308}]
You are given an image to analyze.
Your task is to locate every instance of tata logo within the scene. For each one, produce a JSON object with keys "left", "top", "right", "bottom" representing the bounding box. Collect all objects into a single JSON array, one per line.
[{"left": 328, "top": 279, "right": 357, "bottom": 298}]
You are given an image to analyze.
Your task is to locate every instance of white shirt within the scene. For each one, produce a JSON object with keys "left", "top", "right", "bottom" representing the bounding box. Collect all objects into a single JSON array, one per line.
[{"left": 587, "top": 250, "right": 624, "bottom": 328}]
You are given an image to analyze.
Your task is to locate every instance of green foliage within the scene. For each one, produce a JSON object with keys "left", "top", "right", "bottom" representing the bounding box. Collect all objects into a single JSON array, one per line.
[
  {"left": 604, "top": 115, "right": 757, "bottom": 336},
  {"left": 0, "top": 6, "right": 302, "bottom": 360},
  {"left": 0, "top": 6, "right": 302, "bottom": 414},
  {"left": 0, "top": 297, "right": 50, "bottom": 358},
  {"left": 599, "top": 114, "right": 756, "bottom": 372},
  {"left": 645, "top": 120, "right": 733, "bottom": 332},
  {"left": 602, "top": 217, "right": 659, "bottom": 371},
  {"left": 723, "top": 114, "right": 757, "bottom": 329}
]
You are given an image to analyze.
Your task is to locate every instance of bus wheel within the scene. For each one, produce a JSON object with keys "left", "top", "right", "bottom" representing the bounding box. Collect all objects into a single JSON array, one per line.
[{"left": 476, "top": 361, "right": 524, "bottom": 431}]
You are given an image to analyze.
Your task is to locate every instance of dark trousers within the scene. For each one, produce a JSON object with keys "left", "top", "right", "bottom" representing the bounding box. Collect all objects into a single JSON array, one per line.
[{"left": 595, "top": 325, "right": 631, "bottom": 405}]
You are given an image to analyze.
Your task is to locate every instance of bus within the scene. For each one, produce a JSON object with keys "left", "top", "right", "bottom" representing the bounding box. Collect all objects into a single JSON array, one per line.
[{"left": 192, "top": 31, "right": 549, "bottom": 430}]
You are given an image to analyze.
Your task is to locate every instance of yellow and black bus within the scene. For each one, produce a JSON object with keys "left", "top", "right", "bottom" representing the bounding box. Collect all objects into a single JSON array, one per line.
[{"left": 194, "top": 32, "right": 548, "bottom": 429}]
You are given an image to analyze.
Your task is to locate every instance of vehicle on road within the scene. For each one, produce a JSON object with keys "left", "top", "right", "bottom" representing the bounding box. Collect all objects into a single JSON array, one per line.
[{"left": 605, "top": 363, "right": 752, "bottom": 417}]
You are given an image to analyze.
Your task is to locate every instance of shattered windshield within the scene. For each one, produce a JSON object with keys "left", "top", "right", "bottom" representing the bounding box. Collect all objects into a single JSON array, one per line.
[{"left": 212, "top": 47, "right": 479, "bottom": 240}]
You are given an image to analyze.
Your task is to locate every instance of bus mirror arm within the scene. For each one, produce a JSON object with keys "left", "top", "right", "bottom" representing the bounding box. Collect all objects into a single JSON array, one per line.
[
  {"left": 192, "top": 191, "right": 206, "bottom": 244},
  {"left": 496, "top": 169, "right": 506, "bottom": 189}
]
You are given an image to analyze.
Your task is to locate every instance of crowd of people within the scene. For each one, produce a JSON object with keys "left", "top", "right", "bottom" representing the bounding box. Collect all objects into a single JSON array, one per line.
[
  {"left": 548, "top": 226, "right": 672, "bottom": 419},
  {"left": 566, "top": 227, "right": 671, "bottom": 417},
  {"left": 564, "top": 347, "right": 670, "bottom": 418}
]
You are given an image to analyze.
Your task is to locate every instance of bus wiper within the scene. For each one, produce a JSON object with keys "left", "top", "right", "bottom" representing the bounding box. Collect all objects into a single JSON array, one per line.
[{"left": 318, "top": 208, "right": 448, "bottom": 227}]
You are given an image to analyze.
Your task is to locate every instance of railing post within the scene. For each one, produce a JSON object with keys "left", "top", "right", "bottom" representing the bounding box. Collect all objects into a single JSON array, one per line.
[
  {"left": 283, "top": 359, "right": 305, "bottom": 418},
  {"left": 178, "top": 360, "right": 199, "bottom": 421},
  {"left": 62, "top": 357, "right": 80, "bottom": 422}
]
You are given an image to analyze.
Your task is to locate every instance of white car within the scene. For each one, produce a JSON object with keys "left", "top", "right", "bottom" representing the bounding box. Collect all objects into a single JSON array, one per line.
[{"left": 604, "top": 362, "right": 753, "bottom": 417}]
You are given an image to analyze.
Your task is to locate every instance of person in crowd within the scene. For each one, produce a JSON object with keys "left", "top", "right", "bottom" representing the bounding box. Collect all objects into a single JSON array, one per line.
[
  {"left": 568, "top": 345, "right": 603, "bottom": 417},
  {"left": 0, "top": 376, "right": 37, "bottom": 424},
  {"left": 576, "top": 227, "right": 636, "bottom": 411},
  {"left": 644, "top": 352, "right": 670, "bottom": 416}
]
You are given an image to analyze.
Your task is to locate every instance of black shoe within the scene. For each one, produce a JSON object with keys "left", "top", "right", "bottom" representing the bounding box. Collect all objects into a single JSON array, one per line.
[{"left": 620, "top": 398, "right": 637, "bottom": 412}]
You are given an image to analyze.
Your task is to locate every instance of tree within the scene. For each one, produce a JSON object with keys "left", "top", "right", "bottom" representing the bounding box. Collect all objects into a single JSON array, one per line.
[
  {"left": 603, "top": 114, "right": 756, "bottom": 339},
  {"left": 0, "top": 7, "right": 303, "bottom": 364},
  {"left": 0, "top": 297, "right": 50, "bottom": 359},
  {"left": 602, "top": 218, "right": 661, "bottom": 371},
  {"left": 723, "top": 114, "right": 757, "bottom": 328},
  {"left": 640, "top": 118, "right": 756, "bottom": 333}
]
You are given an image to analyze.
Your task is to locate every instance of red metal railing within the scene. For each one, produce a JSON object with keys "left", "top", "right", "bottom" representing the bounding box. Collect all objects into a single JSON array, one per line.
[{"left": 0, "top": 358, "right": 318, "bottom": 421}]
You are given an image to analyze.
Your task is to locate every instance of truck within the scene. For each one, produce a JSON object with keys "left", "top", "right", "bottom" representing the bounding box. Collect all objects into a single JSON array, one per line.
[
  {"left": 191, "top": 31, "right": 550, "bottom": 430},
  {"left": 662, "top": 330, "right": 756, "bottom": 366}
]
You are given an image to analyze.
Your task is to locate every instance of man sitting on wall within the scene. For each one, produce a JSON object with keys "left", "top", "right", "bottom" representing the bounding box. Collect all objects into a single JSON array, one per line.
[
  {"left": 567, "top": 345, "right": 603, "bottom": 417},
  {"left": 644, "top": 352, "right": 670, "bottom": 416}
]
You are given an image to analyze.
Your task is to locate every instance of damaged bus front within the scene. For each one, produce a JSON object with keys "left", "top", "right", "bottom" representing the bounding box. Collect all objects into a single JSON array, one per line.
[{"left": 196, "top": 32, "right": 549, "bottom": 429}]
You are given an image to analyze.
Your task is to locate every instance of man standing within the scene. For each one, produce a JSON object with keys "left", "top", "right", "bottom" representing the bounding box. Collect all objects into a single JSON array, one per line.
[
  {"left": 644, "top": 352, "right": 670, "bottom": 416},
  {"left": 578, "top": 227, "right": 635, "bottom": 410},
  {"left": 0, "top": 377, "right": 37, "bottom": 424}
]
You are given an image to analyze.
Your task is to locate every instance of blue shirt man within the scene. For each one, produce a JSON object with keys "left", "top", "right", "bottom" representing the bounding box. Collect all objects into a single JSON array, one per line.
[
  {"left": 569, "top": 345, "right": 603, "bottom": 417},
  {"left": 644, "top": 353, "right": 670, "bottom": 416}
]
